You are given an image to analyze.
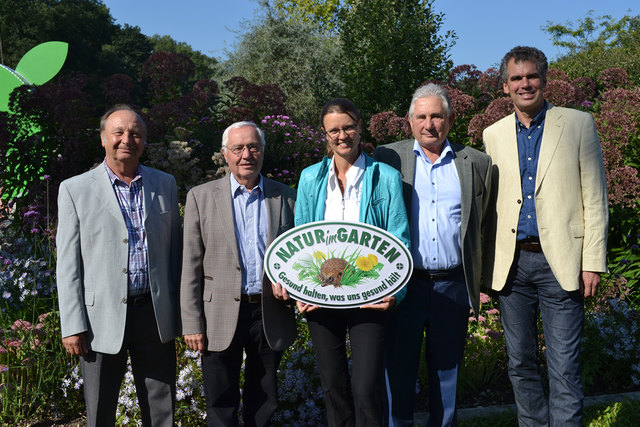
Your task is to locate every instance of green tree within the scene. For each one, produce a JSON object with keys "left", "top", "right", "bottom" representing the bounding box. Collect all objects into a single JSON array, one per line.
[
  {"left": 544, "top": 12, "right": 640, "bottom": 84},
  {"left": 221, "top": 7, "right": 344, "bottom": 123},
  {"left": 149, "top": 34, "right": 218, "bottom": 81},
  {"left": 0, "top": 0, "right": 116, "bottom": 76},
  {"left": 339, "top": 0, "right": 455, "bottom": 117},
  {"left": 272, "top": 0, "right": 348, "bottom": 32}
]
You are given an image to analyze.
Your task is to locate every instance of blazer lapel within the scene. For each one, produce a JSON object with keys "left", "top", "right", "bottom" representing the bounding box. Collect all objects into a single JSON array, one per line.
[
  {"left": 453, "top": 145, "right": 472, "bottom": 236},
  {"left": 536, "top": 106, "right": 563, "bottom": 192},
  {"left": 141, "top": 165, "right": 156, "bottom": 222},
  {"left": 213, "top": 177, "right": 241, "bottom": 264},
  {"left": 263, "top": 178, "right": 282, "bottom": 246},
  {"left": 93, "top": 165, "right": 126, "bottom": 223}
]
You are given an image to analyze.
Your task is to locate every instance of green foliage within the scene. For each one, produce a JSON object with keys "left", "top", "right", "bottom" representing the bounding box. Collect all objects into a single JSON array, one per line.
[
  {"left": 149, "top": 34, "right": 218, "bottom": 81},
  {"left": 584, "top": 399, "right": 640, "bottom": 427},
  {"left": 271, "top": 0, "right": 348, "bottom": 32},
  {"left": 545, "top": 13, "right": 640, "bottom": 84},
  {"left": 339, "top": 0, "right": 455, "bottom": 117},
  {"left": 221, "top": 8, "right": 344, "bottom": 122}
]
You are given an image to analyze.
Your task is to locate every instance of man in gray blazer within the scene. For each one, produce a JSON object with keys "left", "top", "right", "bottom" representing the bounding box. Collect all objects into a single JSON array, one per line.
[
  {"left": 57, "top": 105, "right": 181, "bottom": 426},
  {"left": 180, "top": 121, "right": 296, "bottom": 427},
  {"left": 374, "top": 83, "right": 492, "bottom": 426}
]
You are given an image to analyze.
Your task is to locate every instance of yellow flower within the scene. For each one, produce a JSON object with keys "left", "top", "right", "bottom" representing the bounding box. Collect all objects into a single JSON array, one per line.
[
  {"left": 356, "top": 256, "right": 374, "bottom": 271},
  {"left": 367, "top": 254, "right": 378, "bottom": 266},
  {"left": 313, "top": 251, "right": 326, "bottom": 261}
]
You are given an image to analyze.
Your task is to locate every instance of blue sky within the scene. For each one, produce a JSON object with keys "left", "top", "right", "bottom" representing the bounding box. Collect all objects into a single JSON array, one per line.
[{"left": 103, "top": 0, "right": 636, "bottom": 71}]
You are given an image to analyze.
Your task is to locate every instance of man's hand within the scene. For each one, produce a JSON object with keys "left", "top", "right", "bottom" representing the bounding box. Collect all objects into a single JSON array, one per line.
[
  {"left": 184, "top": 333, "right": 206, "bottom": 352},
  {"left": 62, "top": 333, "right": 88, "bottom": 356},
  {"left": 271, "top": 281, "right": 290, "bottom": 300},
  {"left": 361, "top": 296, "right": 396, "bottom": 311},
  {"left": 580, "top": 271, "right": 600, "bottom": 298}
]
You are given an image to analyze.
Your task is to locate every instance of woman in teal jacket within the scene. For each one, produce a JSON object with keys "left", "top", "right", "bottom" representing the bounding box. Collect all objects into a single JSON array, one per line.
[{"left": 281, "top": 98, "right": 409, "bottom": 426}]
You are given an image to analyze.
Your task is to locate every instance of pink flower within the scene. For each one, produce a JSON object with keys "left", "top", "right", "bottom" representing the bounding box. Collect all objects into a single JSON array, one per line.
[
  {"left": 479, "top": 293, "right": 491, "bottom": 304},
  {"left": 11, "top": 319, "right": 32, "bottom": 331},
  {"left": 486, "top": 308, "right": 499, "bottom": 316}
]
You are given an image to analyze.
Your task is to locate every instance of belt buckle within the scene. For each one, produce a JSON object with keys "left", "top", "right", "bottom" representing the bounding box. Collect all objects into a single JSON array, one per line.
[{"left": 245, "top": 294, "right": 261, "bottom": 303}]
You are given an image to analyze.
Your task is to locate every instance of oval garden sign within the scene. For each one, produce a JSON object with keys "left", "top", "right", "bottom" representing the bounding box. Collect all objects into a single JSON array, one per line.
[{"left": 264, "top": 220, "right": 413, "bottom": 308}]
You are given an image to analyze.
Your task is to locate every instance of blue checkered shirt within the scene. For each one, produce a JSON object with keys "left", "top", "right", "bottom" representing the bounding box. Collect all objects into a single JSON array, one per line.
[{"left": 104, "top": 161, "right": 149, "bottom": 296}]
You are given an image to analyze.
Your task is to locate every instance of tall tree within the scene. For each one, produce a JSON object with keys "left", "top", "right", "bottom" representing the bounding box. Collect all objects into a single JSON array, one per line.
[
  {"left": 339, "top": 0, "right": 455, "bottom": 117},
  {"left": 222, "top": 7, "right": 344, "bottom": 123},
  {"left": 0, "top": 0, "right": 116, "bottom": 75},
  {"left": 149, "top": 34, "right": 218, "bottom": 81},
  {"left": 544, "top": 13, "right": 640, "bottom": 84}
]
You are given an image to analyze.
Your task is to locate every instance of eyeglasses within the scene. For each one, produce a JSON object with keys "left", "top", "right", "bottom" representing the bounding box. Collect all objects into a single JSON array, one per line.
[
  {"left": 325, "top": 125, "right": 358, "bottom": 139},
  {"left": 226, "top": 144, "right": 263, "bottom": 156}
]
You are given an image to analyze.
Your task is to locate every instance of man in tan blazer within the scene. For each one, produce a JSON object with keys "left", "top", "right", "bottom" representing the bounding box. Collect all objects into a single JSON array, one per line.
[
  {"left": 483, "top": 46, "right": 608, "bottom": 426},
  {"left": 180, "top": 121, "right": 296, "bottom": 427}
]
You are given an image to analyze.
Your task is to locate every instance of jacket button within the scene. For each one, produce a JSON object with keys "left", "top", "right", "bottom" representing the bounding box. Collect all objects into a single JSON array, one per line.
[
  {"left": 122, "top": 268, "right": 127, "bottom": 273},
  {"left": 511, "top": 229, "right": 516, "bottom": 233},
  {"left": 517, "top": 199, "right": 522, "bottom": 204},
  {"left": 122, "top": 298, "right": 127, "bottom": 304},
  {"left": 236, "top": 266, "right": 241, "bottom": 271},
  {"left": 123, "top": 238, "right": 129, "bottom": 243},
  {"left": 234, "top": 297, "right": 240, "bottom": 302}
]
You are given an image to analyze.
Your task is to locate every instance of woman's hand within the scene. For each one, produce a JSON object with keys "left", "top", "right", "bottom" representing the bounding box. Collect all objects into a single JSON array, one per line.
[
  {"left": 296, "top": 301, "right": 320, "bottom": 313},
  {"left": 361, "top": 296, "right": 396, "bottom": 311}
]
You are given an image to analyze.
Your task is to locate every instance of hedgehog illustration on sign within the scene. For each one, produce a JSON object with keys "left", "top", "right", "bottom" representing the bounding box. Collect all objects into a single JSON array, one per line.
[{"left": 317, "top": 258, "right": 349, "bottom": 287}]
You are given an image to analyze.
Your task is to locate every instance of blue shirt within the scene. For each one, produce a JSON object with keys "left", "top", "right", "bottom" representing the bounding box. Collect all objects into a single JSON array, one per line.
[
  {"left": 516, "top": 103, "right": 547, "bottom": 240},
  {"left": 230, "top": 174, "right": 268, "bottom": 295},
  {"left": 104, "top": 161, "right": 149, "bottom": 296},
  {"left": 410, "top": 139, "right": 462, "bottom": 270}
]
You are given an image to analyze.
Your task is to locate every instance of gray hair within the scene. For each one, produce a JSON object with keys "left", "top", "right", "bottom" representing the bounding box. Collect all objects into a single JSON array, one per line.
[
  {"left": 221, "top": 121, "right": 266, "bottom": 150},
  {"left": 408, "top": 83, "right": 452, "bottom": 118},
  {"left": 499, "top": 46, "right": 548, "bottom": 84}
]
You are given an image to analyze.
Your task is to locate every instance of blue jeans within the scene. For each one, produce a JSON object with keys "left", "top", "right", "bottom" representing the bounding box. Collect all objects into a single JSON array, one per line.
[
  {"left": 499, "top": 249, "right": 584, "bottom": 426},
  {"left": 385, "top": 267, "right": 469, "bottom": 427}
]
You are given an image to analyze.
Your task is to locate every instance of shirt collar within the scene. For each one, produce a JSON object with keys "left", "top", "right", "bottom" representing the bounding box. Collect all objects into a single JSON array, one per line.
[
  {"left": 412, "top": 139, "right": 454, "bottom": 164},
  {"left": 328, "top": 152, "right": 366, "bottom": 190},
  {"left": 104, "top": 160, "right": 142, "bottom": 185},
  {"left": 516, "top": 101, "right": 548, "bottom": 129},
  {"left": 230, "top": 173, "right": 263, "bottom": 197}
]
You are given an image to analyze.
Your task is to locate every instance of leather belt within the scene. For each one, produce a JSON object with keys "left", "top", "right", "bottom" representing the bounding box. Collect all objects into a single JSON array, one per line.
[
  {"left": 518, "top": 240, "right": 542, "bottom": 253},
  {"left": 127, "top": 293, "right": 151, "bottom": 306},
  {"left": 414, "top": 265, "right": 462, "bottom": 282},
  {"left": 241, "top": 294, "right": 262, "bottom": 303}
]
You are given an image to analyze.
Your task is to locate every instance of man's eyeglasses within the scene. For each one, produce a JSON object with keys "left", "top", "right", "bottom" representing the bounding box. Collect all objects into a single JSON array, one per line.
[
  {"left": 325, "top": 125, "right": 358, "bottom": 139},
  {"left": 226, "top": 144, "right": 263, "bottom": 156}
]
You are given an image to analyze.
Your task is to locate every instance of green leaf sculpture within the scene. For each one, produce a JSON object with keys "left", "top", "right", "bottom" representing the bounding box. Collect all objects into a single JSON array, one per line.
[{"left": 15, "top": 41, "right": 69, "bottom": 86}]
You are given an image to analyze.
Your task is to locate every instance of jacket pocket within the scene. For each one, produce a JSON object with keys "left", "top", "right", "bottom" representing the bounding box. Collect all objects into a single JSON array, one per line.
[
  {"left": 570, "top": 223, "right": 584, "bottom": 238},
  {"left": 84, "top": 290, "right": 95, "bottom": 306}
]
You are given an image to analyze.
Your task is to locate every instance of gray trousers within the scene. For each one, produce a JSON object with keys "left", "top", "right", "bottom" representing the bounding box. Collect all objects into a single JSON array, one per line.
[{"left": 80, "top": 299, "right": 176, "bottom": 426}]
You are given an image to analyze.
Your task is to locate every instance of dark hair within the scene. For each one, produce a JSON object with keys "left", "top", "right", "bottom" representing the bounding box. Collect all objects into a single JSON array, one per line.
[
  {"left": 100, "top": 104, "right": 147, "bottom": 136},
  {"left": 499, "top": 46, "right": 548, "bottom": 84},
  {"left": 320, "top": 98, "right": 362, "bottom": 127},
  {"left": 319, "top": 98, "right": 362, "bottom": 158}
]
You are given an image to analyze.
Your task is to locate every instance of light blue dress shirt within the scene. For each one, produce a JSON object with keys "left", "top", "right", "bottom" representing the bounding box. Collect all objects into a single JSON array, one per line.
[
  {"left": 410, "top": 139, "right": 462, "bottom": 270},
  {"left": 230, "top": 173, "right": 268, "bottom": 295}
]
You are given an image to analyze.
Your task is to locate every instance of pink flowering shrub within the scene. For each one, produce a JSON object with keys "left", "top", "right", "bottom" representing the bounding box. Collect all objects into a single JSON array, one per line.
[
  {"left": 467, "top": 97, "right": 514, "bottom": 144},
  {"left": 599, "top": 67, "right": 630, "bottom": 91},
  {"left": 594, "top": 88, "right": 640, "bottom": 208},
  {"left": 260, "top": 115, "right": 327, "bottom": 186},
  {"left": 544, "top": 79, "right": 580, "bottom": 107},
  {"left": 572, "top": 76, "right": 596, "bottom": 102},
  {"left": 546, "top": 68, "right": 570, "bottom": 81},
  {"left": 368, "top": 111, "right": 411, "bottom": 144},
  {"left": 477, "top": 68, "right": 502, "bottom": 97}
]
